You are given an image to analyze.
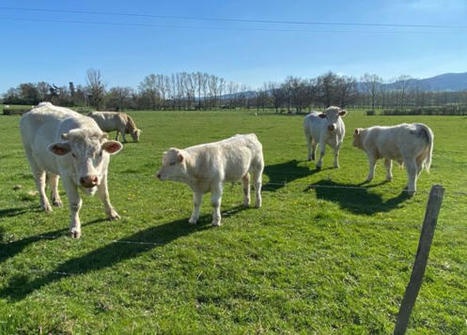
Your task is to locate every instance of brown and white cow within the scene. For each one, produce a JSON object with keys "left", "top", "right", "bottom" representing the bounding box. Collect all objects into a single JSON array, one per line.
[
  {"left": 88, "top": 111, "right": 141, "bottom": 142},
  {"left": 156, "top": 134, "right": 264, "bottom": 226},
  {"left": 352, "top": 123, "right": 434, "bottom": 195},
  {"left": 20, "top": 102, "right": 123, "bottom": 238}
]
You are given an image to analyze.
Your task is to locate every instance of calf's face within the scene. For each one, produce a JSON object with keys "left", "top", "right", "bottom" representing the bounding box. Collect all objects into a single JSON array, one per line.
[
  {"left": 156, "top": 148, "right": 187, "bottom": 181},
  {"left": 319, "top": 107, "right": 347, "bottom": 132},
  {"left": 48, "top": 130, "right": 122, "bottom": 189},
  {"left": 352, "top": 128, "right": 363, "bottom": 148}
]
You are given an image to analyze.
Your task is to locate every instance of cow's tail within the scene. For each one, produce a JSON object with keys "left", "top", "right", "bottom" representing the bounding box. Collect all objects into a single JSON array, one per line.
[{"left": 419, "top": 124, "right": 434, "bottom": 172}]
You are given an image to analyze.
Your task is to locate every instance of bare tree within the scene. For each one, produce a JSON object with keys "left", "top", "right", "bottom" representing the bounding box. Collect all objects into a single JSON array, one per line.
[
  {"left": 361, "top": 73, "right": 382, "bottom": 110},
  {"left": 86, "top": 69, "right": 106, "bottom": 110}
]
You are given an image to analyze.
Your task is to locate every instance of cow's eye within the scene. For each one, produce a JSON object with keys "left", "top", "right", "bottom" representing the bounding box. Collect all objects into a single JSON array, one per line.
[
  {"left": 169, "top": 162, "right": 176, "bottom": 166},
  {"left": 71, "top": 153, "right": 77, "bottom": 158},
  {"left": 98, "top": 151, "right": 103, "bottom": 157}
]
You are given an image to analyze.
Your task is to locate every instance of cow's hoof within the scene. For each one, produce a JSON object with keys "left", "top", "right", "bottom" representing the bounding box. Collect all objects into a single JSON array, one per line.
[
  {"left": 386, "top": 177, "right": 393, "bottom": 182},
  {"left": 53, "top": 199, "right": 63, "bottom": 207},
  {"left": 316, "top": 166, "right": 322, "bottom": 170},
  {"left": 255, "top": 201, "right": 262, "bottom": 208},
  {"left": 70, "top": 229, "right": 81, "bottom": 239},
  {"left": 211, "top": 221, "right": 221, "bottom": 227},
  {"left": 243, "top": 202, "right": 250, "bottom": 208},
  {"left": 334, "top": 165, "right": 340, "bottom": 169},
  {"left": 43, "top": 204, "right": 53, "bottom": 213},
  {"left": 108, "top": 211, "right": 121, "bottom": 221},
  {"left": 188, "top": 217, "right": 198, "bottom": 225}
]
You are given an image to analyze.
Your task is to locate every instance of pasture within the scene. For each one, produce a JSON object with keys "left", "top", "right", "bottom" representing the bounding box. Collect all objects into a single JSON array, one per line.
[{"left": 0, "top": 109, "right": 465, "bottom": 333}]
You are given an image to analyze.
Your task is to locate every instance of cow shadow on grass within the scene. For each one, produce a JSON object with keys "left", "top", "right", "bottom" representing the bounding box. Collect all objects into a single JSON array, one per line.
[
  {"left": 304, "top": 179, "right": 411, "bottom": 215},
  {"left": 263, "top": 159, "right": 332, "bottom": 192},
  {"left": 0, "top": 206, "right": 247, "bottom": 301},
  {"left": 0, "top": 206, "right": 42, "bottom": 218},
  {"left": 0, "top": 218, "right": 108, "bottom": 266}
]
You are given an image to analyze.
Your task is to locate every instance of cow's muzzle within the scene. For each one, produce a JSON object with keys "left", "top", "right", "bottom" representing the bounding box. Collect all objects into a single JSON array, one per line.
[
  {"left": 328, "top": 125, "right": 336, "bottom": 131},
  {"left": 80, "top": 175, "right": 98, "bottom": 188}
]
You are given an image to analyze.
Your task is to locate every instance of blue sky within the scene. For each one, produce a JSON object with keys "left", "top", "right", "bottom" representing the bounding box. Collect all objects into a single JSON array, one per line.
[{"left": 1, "top": 0, "right": 466, "bottom": 93}]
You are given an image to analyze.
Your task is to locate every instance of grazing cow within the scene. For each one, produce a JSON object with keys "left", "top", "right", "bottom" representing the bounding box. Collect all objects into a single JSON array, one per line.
[
  {"left": 352, "top": 123, "right": 434, "bottom": 195},
  {"left": 156, "top": 134, "right": 264, "bottom": 226},
  {"left": 303, "top": 106, "right": 347, "bottom": 169},
  {"left": 20, "top": 102, "right": 123, "bottom": 238},
  {"left": 87, "top": 111, "right": 141, "bottom": 142}
]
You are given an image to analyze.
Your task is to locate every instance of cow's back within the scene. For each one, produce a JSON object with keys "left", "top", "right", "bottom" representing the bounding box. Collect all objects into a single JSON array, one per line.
[
  {"left": 187, "top": 134, "right": 263, "bottom": 183},
  {"left": 88, "top": 112, "right": 122, "bottom": 132}
]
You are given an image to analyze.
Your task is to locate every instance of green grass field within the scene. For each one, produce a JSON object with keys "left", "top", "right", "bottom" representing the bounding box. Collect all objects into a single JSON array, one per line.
[{"left": 0, "top": 109, "right": 465, "bottom": 334}]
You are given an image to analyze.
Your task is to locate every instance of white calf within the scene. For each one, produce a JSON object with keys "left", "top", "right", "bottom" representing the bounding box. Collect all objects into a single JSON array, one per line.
[
  {"left": 303, "top": 106, "right": 347, "bottom": 169},
  {"left": 352, "top": 123, "right": 434, "bottom": 195},
  {"left": 20, "top": 102, "right": 123, "bottom": 238},
  {"left": 156, "top": 134, "right": 264, "bottom": 226}
]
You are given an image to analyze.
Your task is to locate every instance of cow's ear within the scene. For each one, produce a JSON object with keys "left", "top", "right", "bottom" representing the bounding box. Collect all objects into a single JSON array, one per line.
[
  {"left": 48, "top": 142, "right": 71, "bottom": 156},
  {"left": 102, "top": 141, "right": 123, "bottom": 154},
  {"left": 339, "top": 109, "right": 347, "bottom": 117},
  {"left": 318, "top": 113, "right": 326, "bottom": 118},
  {"left": 354, "top": 128, "right": 360, "bottom": 135},
  {"left": 177, "top": 153, "right": 184, "bottom": 162}
]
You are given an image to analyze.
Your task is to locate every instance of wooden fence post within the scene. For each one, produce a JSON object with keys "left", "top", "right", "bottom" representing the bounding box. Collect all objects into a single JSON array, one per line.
[{"left": 393, "top": 185, "right": 445, "bottom": 335}]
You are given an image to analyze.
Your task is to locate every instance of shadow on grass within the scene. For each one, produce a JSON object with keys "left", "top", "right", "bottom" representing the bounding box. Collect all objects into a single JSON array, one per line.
[
  {"left": 0, "top": 206, "right": 42, "bottom": 218},
  {"left": 0, "top": 218, "right": 108, "bottom": 265},
  {"left": 0, "top": 206, "right": 248, "bottom": 301},
  {"left": 305, "top": 179, "right": 411, "bottom": 215},
  {"left": 263, "top": 159, "right": 331, "bottom": 192}
]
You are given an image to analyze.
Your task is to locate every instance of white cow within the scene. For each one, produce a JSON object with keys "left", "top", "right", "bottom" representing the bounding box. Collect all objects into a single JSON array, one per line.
[
  {"left": 20, "top": 102, "right": 123, "bottom": 238},
  {"left": 352, "top": 123, "right": 434, "bottom": 195},
  {"left": 87, "top": 111, "right": 141, "bottom": 142},
  {"left": 303, "top": 106, "right": 347, "bottom": 169},
  {"left": 156, "top": 134, "right": 264, "bottom": 226}
]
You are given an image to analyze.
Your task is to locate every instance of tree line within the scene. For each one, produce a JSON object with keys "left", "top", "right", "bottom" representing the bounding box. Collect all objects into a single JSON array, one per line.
[{"left": 3, "top": 69, "right": 467, "bottom": 112}]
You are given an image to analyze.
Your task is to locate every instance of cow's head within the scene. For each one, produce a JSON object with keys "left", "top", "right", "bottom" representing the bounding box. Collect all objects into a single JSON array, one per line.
[
  {"left": 131, "top": 128, "right": 142, "bottom": 142},
  {"left": 352, "top": 128, "right": 364, "bottom": 149},
  {"left": 48, "top": 129, "right": 122, "bottom": 191},
  {"left": 319, "top": 106, "right": 347, "bottom": 132},
  {"left": 156, "top": 148, "right": 187, "bottom": 182}
]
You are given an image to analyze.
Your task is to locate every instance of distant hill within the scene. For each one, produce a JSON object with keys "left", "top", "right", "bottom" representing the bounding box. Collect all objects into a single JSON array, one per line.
[{"left": 381, "top": 72, "right": 467, "bottom": 92}]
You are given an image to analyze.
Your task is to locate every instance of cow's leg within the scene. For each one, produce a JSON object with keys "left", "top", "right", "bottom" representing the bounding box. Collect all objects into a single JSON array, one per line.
[
  {"left": 210, "top": 184, "right": 223, "bottom": 226},
  {"left": 384, "top": 159, "right": 393, "bottom": 181},
  {"left": 62, "top": 177, "right": 82, "bottom": 238},
  {"left": 311, "top": 140, "right": 317, "bottom": 161},
  {"left": 366, "top": 154, "right": 377, "bottom": 182},
  {"left": 120, "top": 127, "right": 127, "bottom": 143},
  {"left": 49, "top": 173, "right": 62, "bottom": 207},
  {"left": 316, "top": 140, "right": 326, "bottom": 169},
  {"left": 333, "top": 143, "right": 341, "bottom": 168},
  {"left": 97, "top": 174, "right": 120, "bottom": 220},
  {"left": 306, "top": 136, "right": 314, "bottom": 161},
  {"left": 252, "top": 169, "right": 262, "bottom": 208},
  {"left": 24, "top": 149, "right": 51, "bottom": 212},
  {"left": 242, "top": 174, "right": 250, "bottom": 207},
  {"left": 115, "top": 131, "right": 120, "bottom": 141},
  {"left": 34, "top": 170, "right": 52, "bottom": 212},
  {"left": 405, "top": 158, "right": 418, "bottom": 195},
  {"left": 189, "top": 191, "right": 203, "bottom": 224}
]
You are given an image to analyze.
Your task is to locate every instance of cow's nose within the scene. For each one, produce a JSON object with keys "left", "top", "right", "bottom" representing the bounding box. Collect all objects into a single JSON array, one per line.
[
  {"left": 80, "top": 176, "right": 98, "bottom": 188},
  {"left": 328, "top": 125, "right": 335, "bottom": 131}
]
